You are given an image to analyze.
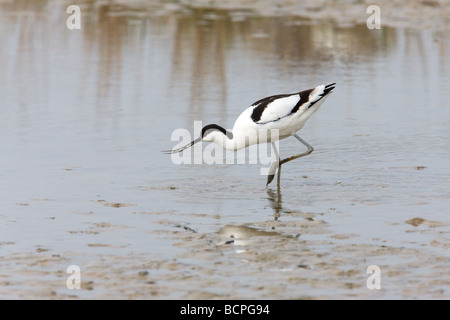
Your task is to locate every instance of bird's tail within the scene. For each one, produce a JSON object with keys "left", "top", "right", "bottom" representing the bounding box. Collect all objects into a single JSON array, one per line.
[
  {"left": 323, "top": 83, "right": 336, "bottom": 96},
  {"left": 306, "top": 83, "right": 335, "bottom": 107},
  {"left": 313, "top": 83, "right": 335, "bottom": 98}
]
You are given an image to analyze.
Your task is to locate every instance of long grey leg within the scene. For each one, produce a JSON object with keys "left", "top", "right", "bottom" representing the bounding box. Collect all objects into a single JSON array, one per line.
[
  {"left": 279, "top": 134, "right": 314, "bottom": 166},
  {"left": 266, "top": 135, "right": 314, "bottom": 187},
  {"left": 277, "top": 161, "right": 281, "bottom": 188},
  {"left": 266, "top": 142, "right": 280, "bottom": 186}
]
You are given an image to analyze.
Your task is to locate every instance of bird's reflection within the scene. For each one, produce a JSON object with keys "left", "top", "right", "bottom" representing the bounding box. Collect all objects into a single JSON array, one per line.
[
  {"left": 217, "top": 188, "right": 306, "bottom": 254},
  {"left": 217, "top": 225, "right": 285, "bottom": 253},
  {"left": 266, "top": 187, "right": 283, "bottom": 220}
]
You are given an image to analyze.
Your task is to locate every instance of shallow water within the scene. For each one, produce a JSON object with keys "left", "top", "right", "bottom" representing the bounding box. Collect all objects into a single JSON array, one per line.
[{"left": 1, "top": 1, "right": 450, "bottom": 299}]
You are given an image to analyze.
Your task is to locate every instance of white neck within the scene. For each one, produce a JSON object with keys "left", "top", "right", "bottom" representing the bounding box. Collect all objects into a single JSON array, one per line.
[{"left": 204, "top": 130, "right": 244, "bottom": 151}]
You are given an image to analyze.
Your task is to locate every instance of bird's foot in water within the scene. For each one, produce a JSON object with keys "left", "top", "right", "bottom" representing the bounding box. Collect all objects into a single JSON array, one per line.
[{"left": 266, "top": 161, "right": 279, "bottom": 186}]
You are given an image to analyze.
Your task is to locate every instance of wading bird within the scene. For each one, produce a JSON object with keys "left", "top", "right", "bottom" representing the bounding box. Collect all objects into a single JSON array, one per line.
[{"left": 164, "top": 83, "right": 335, "bottom": 187}]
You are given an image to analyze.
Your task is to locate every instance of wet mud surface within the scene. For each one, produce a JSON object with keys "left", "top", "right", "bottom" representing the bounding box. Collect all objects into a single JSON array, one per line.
[{"left": 1, "top": 1, "right": 450, "bottom": 299}]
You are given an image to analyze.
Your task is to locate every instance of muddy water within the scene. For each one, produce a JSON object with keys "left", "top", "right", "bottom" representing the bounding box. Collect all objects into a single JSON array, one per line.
[{"left": 1, "top": 1, "right": 450, "bottom": 299}]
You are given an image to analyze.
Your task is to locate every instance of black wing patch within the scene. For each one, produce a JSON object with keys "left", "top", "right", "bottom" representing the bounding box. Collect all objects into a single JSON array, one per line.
[
  {"left": 250, "top": 93, "right": 292, "bottom": 123},
  {"left": 290, "top": 89, "right": 313, "bottom": 114},
  {"left": 250, "top": 83, "right": 336, "bottom": 123}
]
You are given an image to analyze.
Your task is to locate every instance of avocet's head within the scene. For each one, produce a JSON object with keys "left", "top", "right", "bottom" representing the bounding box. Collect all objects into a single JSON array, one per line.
[
  {"left": 200, "top": 124, "right": 232, "bottom": 142},
  {"left": 162, "top": 124, "right": 232, "bottom": 154}
]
